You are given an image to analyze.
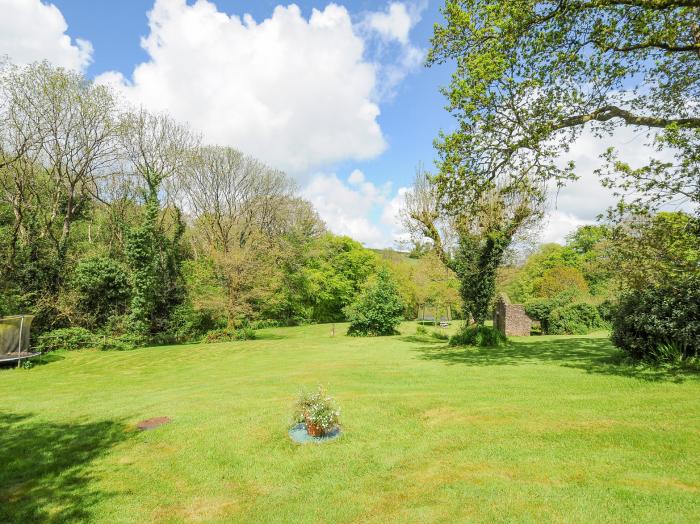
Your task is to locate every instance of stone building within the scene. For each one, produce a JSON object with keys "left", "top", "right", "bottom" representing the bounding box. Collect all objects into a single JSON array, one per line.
[{"left": 493, "top": 296, "right": 532, "bottom": 337}]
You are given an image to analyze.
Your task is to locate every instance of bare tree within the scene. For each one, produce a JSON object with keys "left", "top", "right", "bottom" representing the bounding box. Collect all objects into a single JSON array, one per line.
[
  {"left": 0, "top": 61, "right": 119, "bottom": 271},
  {"left": 178, "top": 145, "right": 297, "bottom": 323}
]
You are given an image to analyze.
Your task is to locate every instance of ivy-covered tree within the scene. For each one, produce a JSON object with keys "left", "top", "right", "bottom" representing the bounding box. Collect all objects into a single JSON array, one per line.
[
  {"left": 120, "top": 110, "right": 195, "bottom": 339},
  {"left": 403, "top": 166, "right": 539, "bottom": 326}
]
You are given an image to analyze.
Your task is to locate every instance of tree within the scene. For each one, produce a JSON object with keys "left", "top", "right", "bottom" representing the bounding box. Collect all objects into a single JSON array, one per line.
[
  {"left": 429, "top": 0, "right": 699, "bottom": 216},
  {"left": 179, "top": 145, "right": 297, "bottom": 325},
  {"left": 344, "top": 268, "right": 405, "bottom": 336},
  {"left": 120, "top": 110, "right": 196, "bottom": 338},
  {"left": 537, "top": 266, "right": 589, "bottom": 299},
  {"left": 403, "top": 166, "right": 540, "bottom": 325},
  {"left": 0, "top": 61, "right": 118, "bottom": 281}
]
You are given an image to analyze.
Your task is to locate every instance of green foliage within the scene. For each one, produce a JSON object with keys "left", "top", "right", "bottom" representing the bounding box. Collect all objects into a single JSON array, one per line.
[
  {"left": 293, "top": 385, "right": 341, "bottom": 435},
  {"left": 304, "top": 235, "right": 378, "bottom": 323},
  {"left": 345, "top": 268, "right": 405, "bottom": 337},
  {"left": 453, "top": 231, "right": 512, "bottom": 326},
  {"left": 72, "top": 257, "right": 130, "bottom": 326},
  {"left": 566, "top": 226, "right": 609, "bottom": 255},
  {"left": 537, "top": 266, "right": 589, "bottom": 299},
  {"left": 596, "top": 299, "right": 617, "bottom": 323},
  {"left": 202, "top": 327, "right": 257, "bottom": 344},
  {"left": 548, "top": 303, "right": 604, "bottom": 336},
  {"left": 612, "top": 276, "right": 699, "bottom": 362},
  {"left": 36, "top": 328, "right": 96, "bottom": 352},
  {"left": 416, "top": 325, "right": 428, "bottom": 335},
  {"left": 429, "top": 0, "right": 698, "bottom": 216},
  {"left": 167, "top": 304, "right": 222, "bottom": 343},
  {"left": 523, "top": 298, "right": 557, "bottom": 334},
  {"left": 449, "top": 325, "right": 506, "bottom": 348}
]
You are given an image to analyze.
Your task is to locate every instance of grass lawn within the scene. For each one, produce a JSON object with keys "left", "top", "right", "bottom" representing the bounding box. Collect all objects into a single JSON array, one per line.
[{"left": 1, "top": 323, "right": 698, "bottom": 523}]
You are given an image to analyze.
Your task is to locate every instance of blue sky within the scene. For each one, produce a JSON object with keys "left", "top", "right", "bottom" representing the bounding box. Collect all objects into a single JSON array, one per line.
[{"left": 1, "top": 0, "right": 643, "bottom": 247}]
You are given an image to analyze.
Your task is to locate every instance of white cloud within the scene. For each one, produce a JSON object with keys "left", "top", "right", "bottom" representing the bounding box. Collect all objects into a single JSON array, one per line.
[
  {"left": 366, "top": 2, "right": 413, "bottom": 44},
  {"left": 97, "top": 0, "right": 389, "bottom": 174},
  {"left": 380, "top": 186, "right": 411, "bottom": 244},
  {"left": 302, "top": 170, "right": 398, "bottom": 247},
  {"left": 361, "top": 1, "right": 426, "bottom": 99},
  {"left": 0, "top": 0, "right": 92, "bottom": 70},
  {"left": 542, "top": 125, "right": 677, "bottom": 243}
]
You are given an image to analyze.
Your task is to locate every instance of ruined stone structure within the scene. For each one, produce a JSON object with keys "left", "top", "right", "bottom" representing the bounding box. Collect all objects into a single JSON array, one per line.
[{"left": 493, "top": 297, "right": 532, "bottom": 337}]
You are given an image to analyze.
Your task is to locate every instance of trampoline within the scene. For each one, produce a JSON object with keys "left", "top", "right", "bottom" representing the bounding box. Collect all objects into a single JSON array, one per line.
[{"left": 0, "top": 315, "right": 38, "bottom": 366}]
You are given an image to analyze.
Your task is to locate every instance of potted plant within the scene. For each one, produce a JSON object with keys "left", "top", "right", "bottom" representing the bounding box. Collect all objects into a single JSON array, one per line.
[{"left": 293, "top": 385, "right": 340, "bottom": 437}]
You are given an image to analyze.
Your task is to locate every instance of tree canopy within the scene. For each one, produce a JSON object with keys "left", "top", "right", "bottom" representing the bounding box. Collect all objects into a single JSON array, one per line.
[{"left": 429, "top": 0, "right": 699, "bottom": 214}]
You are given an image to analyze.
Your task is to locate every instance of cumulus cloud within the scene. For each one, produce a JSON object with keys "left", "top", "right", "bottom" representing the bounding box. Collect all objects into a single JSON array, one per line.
[
  {"left": 361, "top": 1, "right": 426, "bottom": 99},
  {"left": 302, "top": 170, "right": 399, "bottom": 247},
  {"left": 0, "top": 0, "right": 92, "bottom": 70},
  {"left": 97, "top": 0, "right": 391, "bottom": 174},
  {"left": 365, "top": 2, "right": 413, "bottom": 44}
]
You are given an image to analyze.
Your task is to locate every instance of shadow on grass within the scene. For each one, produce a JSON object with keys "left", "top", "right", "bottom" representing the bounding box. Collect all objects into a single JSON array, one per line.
[
  {"left": 0, "top": 412, "right": 130, "bottom": 523},
  {"left": 412, "top": 337, "right": 700, "bottom": 383},
  {"left": 399, "top": 335, "right": 445, "bottom": 345}
]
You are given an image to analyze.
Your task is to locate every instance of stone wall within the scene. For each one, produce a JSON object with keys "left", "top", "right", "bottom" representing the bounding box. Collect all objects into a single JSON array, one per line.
[{"left": 493, "top": 298, "right": 532, "bottom": 337}]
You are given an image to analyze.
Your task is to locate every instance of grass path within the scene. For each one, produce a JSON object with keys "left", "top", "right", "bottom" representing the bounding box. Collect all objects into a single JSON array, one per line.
[{"left": 1, "top": 323, "right": 698, "bottom": 523}]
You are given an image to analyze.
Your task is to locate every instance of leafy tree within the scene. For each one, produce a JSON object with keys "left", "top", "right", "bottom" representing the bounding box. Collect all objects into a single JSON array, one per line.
[
  {"left": 345, "top": 268, "right": 405, "bottom": 336},
  {"left": 537, "top": 266, "right": 589, "bottom": 299},
  {"left": 304, "top": 235, "right": 377, "bottom": 322},
  {"left": 610, "top": 211, "right": 700, "bottom": 290},
  {"left": 429, "top": 0, "right": 699, "bottom": 216},
  {"left": 403, "top": 167, "right": 539, "bottom": 326}
]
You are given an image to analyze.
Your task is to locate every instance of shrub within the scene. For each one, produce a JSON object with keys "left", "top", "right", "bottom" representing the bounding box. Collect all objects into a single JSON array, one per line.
[
  {"left": 167, "top": 304, "right": 222, "bottom": 342},
  {"left": 449, "top": 325, "right": 506, "bottom": 347},
  {"left": 72, "top": 257, "right": 130, "bottom": 325},
  {"left": 95, "top": 334, "right": 137, "bottom": 351},
  {"left": 293, "top": 385, "right": 341, "bottom": 435},
  {"left": 249, "top": 319, "right": 282, "bottom": 330},
  {"left": 416, "top": 325, "right": 428, "bottom": 335},
  {"left": 548, "top": 302, "right": 603, "bottom": 335},
  {"left": 202, "top": 327, "right": 257, "bottom": 344},
  {"left": 524, "top": 298, "right": 557, "bottom": 333},
  {"left": 612, "top": 277, "right": 700, "bottom": 362},
  {"left": 36, "top": 327, "right": 96, "bottom": 352},
  {"left": 596, "top": 299, "right": 617, "bottom": 322},
  {"left": 344, "top": 268, "right": 405, "bottom": 337},
  {"left": 524, "top": 290, "right": 593, "bottom": 334}
]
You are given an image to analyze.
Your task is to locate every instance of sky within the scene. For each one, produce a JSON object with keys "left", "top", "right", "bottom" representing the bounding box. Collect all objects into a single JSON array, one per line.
[{"left": 0, "top": 0, "right": 658, "bottom": 248}]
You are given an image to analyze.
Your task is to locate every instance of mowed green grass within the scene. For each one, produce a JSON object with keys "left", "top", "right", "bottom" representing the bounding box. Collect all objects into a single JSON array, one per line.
[{"left": 1, "top": 323, "right": 698, "bottom": 523}]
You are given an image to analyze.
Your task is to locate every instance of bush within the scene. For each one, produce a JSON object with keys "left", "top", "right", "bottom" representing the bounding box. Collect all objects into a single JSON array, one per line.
[
  {"left": 202, "top": 327, "right": 257, "bottom": 344},
  {"left": 95, "top": 334, "right": 137, "bottom": 351},
  {"left": 612, "top": 277, "right": 700, "bottom": 362},
  {"left": 548, "top": 302, "right": 603, "bottom": 335},
  {"left": 416, "top": 325, "right": 428, "bottom": 335},
  {"left": 72, "top": 257, "right": 130, "bottom": 325},
  {"left": 449, "top": 325, "right": 506, "bottom": 347},
  {"left": 523, "top": 298, "right": 557, "bottom": 333},
  {"left": 249, "top": 319, "right": 282, "bottom": 330},
  {"left": 344, "top": 268, "right": 405, "bottom": 337},
  {"left": 167, "top": 304, "right": 222, "bottom": 342},
  {"left": 596, "top": 299, "right": 617, "bottom": 322},
  {"left": 36, "top": 327, "right": 96, "bottom": 352}
]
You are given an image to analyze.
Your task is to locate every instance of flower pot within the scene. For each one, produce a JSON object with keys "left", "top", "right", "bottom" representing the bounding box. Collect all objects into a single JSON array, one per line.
[{"left": 305, "top": 418, "right": 324, "bottom": 437}]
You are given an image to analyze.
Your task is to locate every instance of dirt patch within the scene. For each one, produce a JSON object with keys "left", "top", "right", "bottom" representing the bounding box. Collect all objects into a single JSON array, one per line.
[{"left": 136, "top": 417, "right": 172, "bottom": 431}]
